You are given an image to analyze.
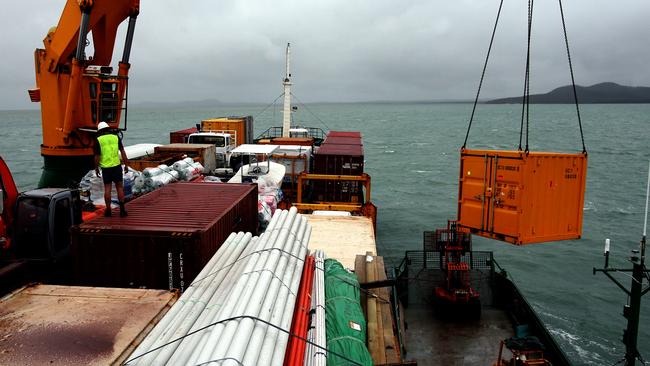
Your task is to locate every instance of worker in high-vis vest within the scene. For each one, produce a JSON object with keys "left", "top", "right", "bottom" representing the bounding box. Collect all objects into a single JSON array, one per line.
[{"left": 94, "top": 121, "right": 129, "bottom": 217}]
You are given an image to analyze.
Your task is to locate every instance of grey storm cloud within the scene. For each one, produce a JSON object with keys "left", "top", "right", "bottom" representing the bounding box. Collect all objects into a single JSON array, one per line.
[{"left": 1, "top": 0, "right": 649, "bottom": 110}]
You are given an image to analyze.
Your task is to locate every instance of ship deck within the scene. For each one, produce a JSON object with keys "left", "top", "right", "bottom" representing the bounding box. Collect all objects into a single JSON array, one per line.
[
  {"left": 404, "top": 304, "right": 513, "bottom": 365},
  {"left": 395, "top": 250, "right": 571, "bottom": 366}
]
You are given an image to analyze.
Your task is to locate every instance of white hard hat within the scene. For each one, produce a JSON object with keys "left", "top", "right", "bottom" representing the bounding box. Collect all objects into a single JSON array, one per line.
[{"left": 97, "top": 121, "right": 110, "bottom": 130}]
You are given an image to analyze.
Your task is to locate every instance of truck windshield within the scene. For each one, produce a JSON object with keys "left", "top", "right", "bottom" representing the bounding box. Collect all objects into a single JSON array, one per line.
[{"left": 189, "top": 135, "right": 226, "bottom": 147}]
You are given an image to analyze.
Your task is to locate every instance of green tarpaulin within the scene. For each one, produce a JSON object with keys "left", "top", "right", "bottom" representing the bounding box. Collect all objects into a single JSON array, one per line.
[{"left": 324, "top": 258, "right": 373, "bottom": 366}]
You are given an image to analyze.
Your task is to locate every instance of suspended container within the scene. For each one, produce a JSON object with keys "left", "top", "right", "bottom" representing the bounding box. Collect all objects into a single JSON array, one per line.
[
  {"left": 457, "top": 149, "right": 587, "bottom": 245},
  {"left": 71, "top": 183, "right": 258, "bottom": 291}
]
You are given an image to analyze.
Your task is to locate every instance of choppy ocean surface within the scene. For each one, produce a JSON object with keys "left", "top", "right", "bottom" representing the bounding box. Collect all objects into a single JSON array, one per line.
[{"left": 1, "top": 102, "right": 649, "bottom": 365}]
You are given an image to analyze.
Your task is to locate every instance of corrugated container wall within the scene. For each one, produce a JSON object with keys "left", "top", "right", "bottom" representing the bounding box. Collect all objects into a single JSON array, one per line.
[
  {"left": 71, "top": 183, "right": 258, "bottom": 291},
  {"left": 313, "top": 144, "right": 364, "bottom": 175},
  {"left": 323, "top": 136, "right": 363, "bottom": 146},
  {"left": 170, "top": 127, "right": 198, "bottom": 144},
  {"left": 200, "top": 116, "right": 254, "bottom": 146},
  {"left": 312, "top": 141, "right": 365, "bottom": 202},
  {"left": 327, "top": 131, "right": 362, "bottom": 138},
  {"left": 457, "top": 149, "right": 587, "bottom": 245}
]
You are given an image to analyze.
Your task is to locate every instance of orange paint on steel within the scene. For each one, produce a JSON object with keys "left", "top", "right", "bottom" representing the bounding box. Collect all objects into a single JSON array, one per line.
[
  {"left": 200, "top": 117, "right": 253, "bottom": 146},
  {"left": 32, "top": 0, "right": 139, "bottom": 157},
  {"left": 457, "top": 149, "right": 587, "bottom": 245},
  {"left": 284, "top": 255, "right": 315, "bottom": 366}
]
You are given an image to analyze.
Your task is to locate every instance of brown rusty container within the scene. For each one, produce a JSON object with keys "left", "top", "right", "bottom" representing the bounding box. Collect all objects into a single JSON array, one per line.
[
  {"left": 170, "top": 127, "right": 198, "bottom": 144},
  {"left": 71, "top": 183, "right": 257, "bottom": 291},
  {"left": 128, "top": 152, "right": 187, "bottom": 171},
  {"left": 200, "top": 116, "right": 254, "bottom": 146},
  {"left": 327, "top": 131, "right": 362, "bottom": 138},
  {"left": 323, "top": 136, "right": 363, "bottom": 146},
  {"left": 313, "top": 144, "right": 364, "bottom": 175},
  {"left": 0, "top": 284, "right": 177, "bottom": 366},
  {"left": 154, "top": 143, "right": 217, "bottom": 172},
  {"left": 312, "top": 144, "right": 365, "bottom": 202},
  {"left": 457, "top": 149, "right": 587, "bottom": 245}
]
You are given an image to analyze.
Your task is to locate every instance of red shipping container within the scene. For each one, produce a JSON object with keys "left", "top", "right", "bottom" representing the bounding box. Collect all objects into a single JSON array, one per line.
[
  {"left": 327, "top": 131, "right": 362, "bottom": 138},
  {"left": 170, "top": 127, "right": 198, "bottom": 144},
  {"left": 71, "top": 183, "right": 258, "bottom": 291},
  {"left": 323, "top": 136, "right": 363, "bottom": 146},
  {"left": 313, "top": 144, "right": 364, "bottom": 175}
]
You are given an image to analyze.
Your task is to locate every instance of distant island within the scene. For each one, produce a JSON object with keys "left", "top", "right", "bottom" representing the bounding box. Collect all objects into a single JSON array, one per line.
[{"left": 487, "top": 82, "right": 650, "bottom": 104}]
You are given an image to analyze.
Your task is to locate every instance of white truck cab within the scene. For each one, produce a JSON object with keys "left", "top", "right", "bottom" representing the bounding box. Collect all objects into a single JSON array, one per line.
[{"left": 188, "top": 132, "right": 234, "bottom": 167}]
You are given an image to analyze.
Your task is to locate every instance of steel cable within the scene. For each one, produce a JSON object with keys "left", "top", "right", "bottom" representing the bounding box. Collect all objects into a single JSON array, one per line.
[{"left": 462, "top": 0, "right": 504, "bottom": 149}]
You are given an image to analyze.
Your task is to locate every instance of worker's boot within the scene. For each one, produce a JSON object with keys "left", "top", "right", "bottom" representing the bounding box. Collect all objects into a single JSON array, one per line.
[
  {"left": 119, "top": 203, "right": 128, "bottom": 217},
  {"left": 104, "top": 208, "right": 112, "bottom": 217}
]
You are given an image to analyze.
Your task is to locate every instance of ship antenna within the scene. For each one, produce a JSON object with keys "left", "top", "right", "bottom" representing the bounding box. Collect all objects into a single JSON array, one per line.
[
  {"left": 282, "top": 42, "right": 292, "bottom": 138},
  {"left": 593, "top": 160, "right": 650, "bottom": 366}
]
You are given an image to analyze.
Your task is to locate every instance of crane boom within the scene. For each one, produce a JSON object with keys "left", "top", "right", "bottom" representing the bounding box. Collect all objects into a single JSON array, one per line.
[{"left": 29, "top": 0, "right": 140, "bottom": 188}]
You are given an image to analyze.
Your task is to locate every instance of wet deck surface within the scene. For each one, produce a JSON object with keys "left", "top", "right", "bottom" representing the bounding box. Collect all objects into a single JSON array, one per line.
[
  {"left": 404, "top": 303, "right": 513, "bottom": 365},
  {"left": 0, "top": 285, "right": 176, "bottom": 365}
]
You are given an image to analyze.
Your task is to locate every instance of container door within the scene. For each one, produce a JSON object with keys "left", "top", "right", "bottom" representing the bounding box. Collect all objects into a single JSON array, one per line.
[
  {"left": 458, "top": 153, "right": 493, "bottom": 231},
  {"left": 458, "top": 152, "right": 522, "bottom": 241},
  {"left": 490, "top": 157, "right": 523, "bottom": 239}
]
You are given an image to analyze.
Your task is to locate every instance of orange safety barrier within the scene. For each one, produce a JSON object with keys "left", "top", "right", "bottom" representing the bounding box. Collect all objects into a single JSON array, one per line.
[{"left": 458, "top": 149, "right": 587, "bottom": 245}]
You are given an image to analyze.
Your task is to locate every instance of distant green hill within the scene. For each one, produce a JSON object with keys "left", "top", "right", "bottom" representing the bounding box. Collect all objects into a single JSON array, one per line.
[{"left": 487, "top": 82, "right": 650, "bottom": 104}]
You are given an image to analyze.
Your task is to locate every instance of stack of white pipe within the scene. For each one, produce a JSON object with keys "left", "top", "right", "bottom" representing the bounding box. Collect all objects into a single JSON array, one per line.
[
  {"left": 126, "top": 207, "right": 310, "bottom": 366},
  {"left": 304, "top": 250, "right": 326, "bottom": 366}
]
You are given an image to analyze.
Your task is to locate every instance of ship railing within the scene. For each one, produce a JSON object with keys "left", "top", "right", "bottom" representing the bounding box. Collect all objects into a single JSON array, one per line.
[{"left": 254, "top": 126, "right": 326, "bottom": 141}]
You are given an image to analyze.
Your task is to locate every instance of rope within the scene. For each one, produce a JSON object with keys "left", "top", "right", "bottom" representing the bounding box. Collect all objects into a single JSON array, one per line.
[
  {"left": 462, "top": 0, "right": 504, "bottom": 149},
  {"left": 558, "top": 0, "right": 587, "bottom": 154},
  {"left": 253, "top": 93, "right": 284, "bottom": 121},
  {"left": 519, "top": 0, "right": 534, "bottom": 152},
  {"left": 291, "top": 92, "right": 331, "bottom": 131}
]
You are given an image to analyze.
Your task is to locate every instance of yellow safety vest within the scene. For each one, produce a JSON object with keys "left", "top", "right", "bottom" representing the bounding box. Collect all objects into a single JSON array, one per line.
[{"left": 97, "top": 134, "right": 121, "bottom": 168}]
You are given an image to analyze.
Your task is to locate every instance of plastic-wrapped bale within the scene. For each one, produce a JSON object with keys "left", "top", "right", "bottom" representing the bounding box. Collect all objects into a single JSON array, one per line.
[
  {"left": 178, "top": 162, "right": 203, "bottom": 181},
  {"left": 324, "top": 258, "right": 373, "bottom": 366},
  {"left": 144, "top": 170, "right": 179, "bottom": 189},
  {"left": 79, "top": 167, "right": 139, "bottom": 205},
  {"left": 172, "top": 157, "right": 194, "bottom": 171},
  {"left": 142, "top": 166, "right": 164, "bottom": 177}
]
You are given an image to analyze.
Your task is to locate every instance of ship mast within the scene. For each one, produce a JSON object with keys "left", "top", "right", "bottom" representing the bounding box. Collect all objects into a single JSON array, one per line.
[{"left": 281, "top": 43, "right": 292, "bottom": 138}]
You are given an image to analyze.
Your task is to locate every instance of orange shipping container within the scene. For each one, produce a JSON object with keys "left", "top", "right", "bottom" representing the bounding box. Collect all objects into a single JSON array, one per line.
[
  {"left": 200, "top": 116, "right": 253, "bottom": 147},
  {"left": 457, "top": 149, "right": 587, "bottom": 245}
]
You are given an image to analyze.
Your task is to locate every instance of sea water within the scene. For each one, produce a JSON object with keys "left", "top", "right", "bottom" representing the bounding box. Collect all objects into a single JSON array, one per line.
[{"left": 1, "top": 102, "right": 649, "bottom": 365}]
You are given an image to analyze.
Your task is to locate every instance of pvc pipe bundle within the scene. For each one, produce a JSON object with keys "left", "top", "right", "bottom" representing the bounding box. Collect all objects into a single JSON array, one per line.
[
  {"left": 304, "top": 250, "right": 326, "bottom": 366},
  {"left": 126, "top": 207, "right": 311, "bottom": 366}
]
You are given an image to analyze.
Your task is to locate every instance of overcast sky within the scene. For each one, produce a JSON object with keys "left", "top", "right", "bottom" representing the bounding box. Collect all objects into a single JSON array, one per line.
[{"left": 1, "top": 1, "right": 649, "bottom": 109}]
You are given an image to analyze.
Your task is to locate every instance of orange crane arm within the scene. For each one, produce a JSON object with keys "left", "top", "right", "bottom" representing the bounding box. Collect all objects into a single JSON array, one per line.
[
  {"left": 30, "top": 0, "right": 140, "bottom": 188},
  {"left": 43, "top": 0, "right": 139, "bottom": 72}
]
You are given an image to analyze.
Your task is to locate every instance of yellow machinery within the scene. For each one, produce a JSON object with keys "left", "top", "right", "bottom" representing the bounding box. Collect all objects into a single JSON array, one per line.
[{"left": 28, "top": 0, "right": 140, "bottom": 187}]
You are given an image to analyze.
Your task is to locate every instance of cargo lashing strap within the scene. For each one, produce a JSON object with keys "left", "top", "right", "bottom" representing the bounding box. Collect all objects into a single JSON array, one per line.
[{"left": 462, "top": 0, "right": 587, "bottom": 155}]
